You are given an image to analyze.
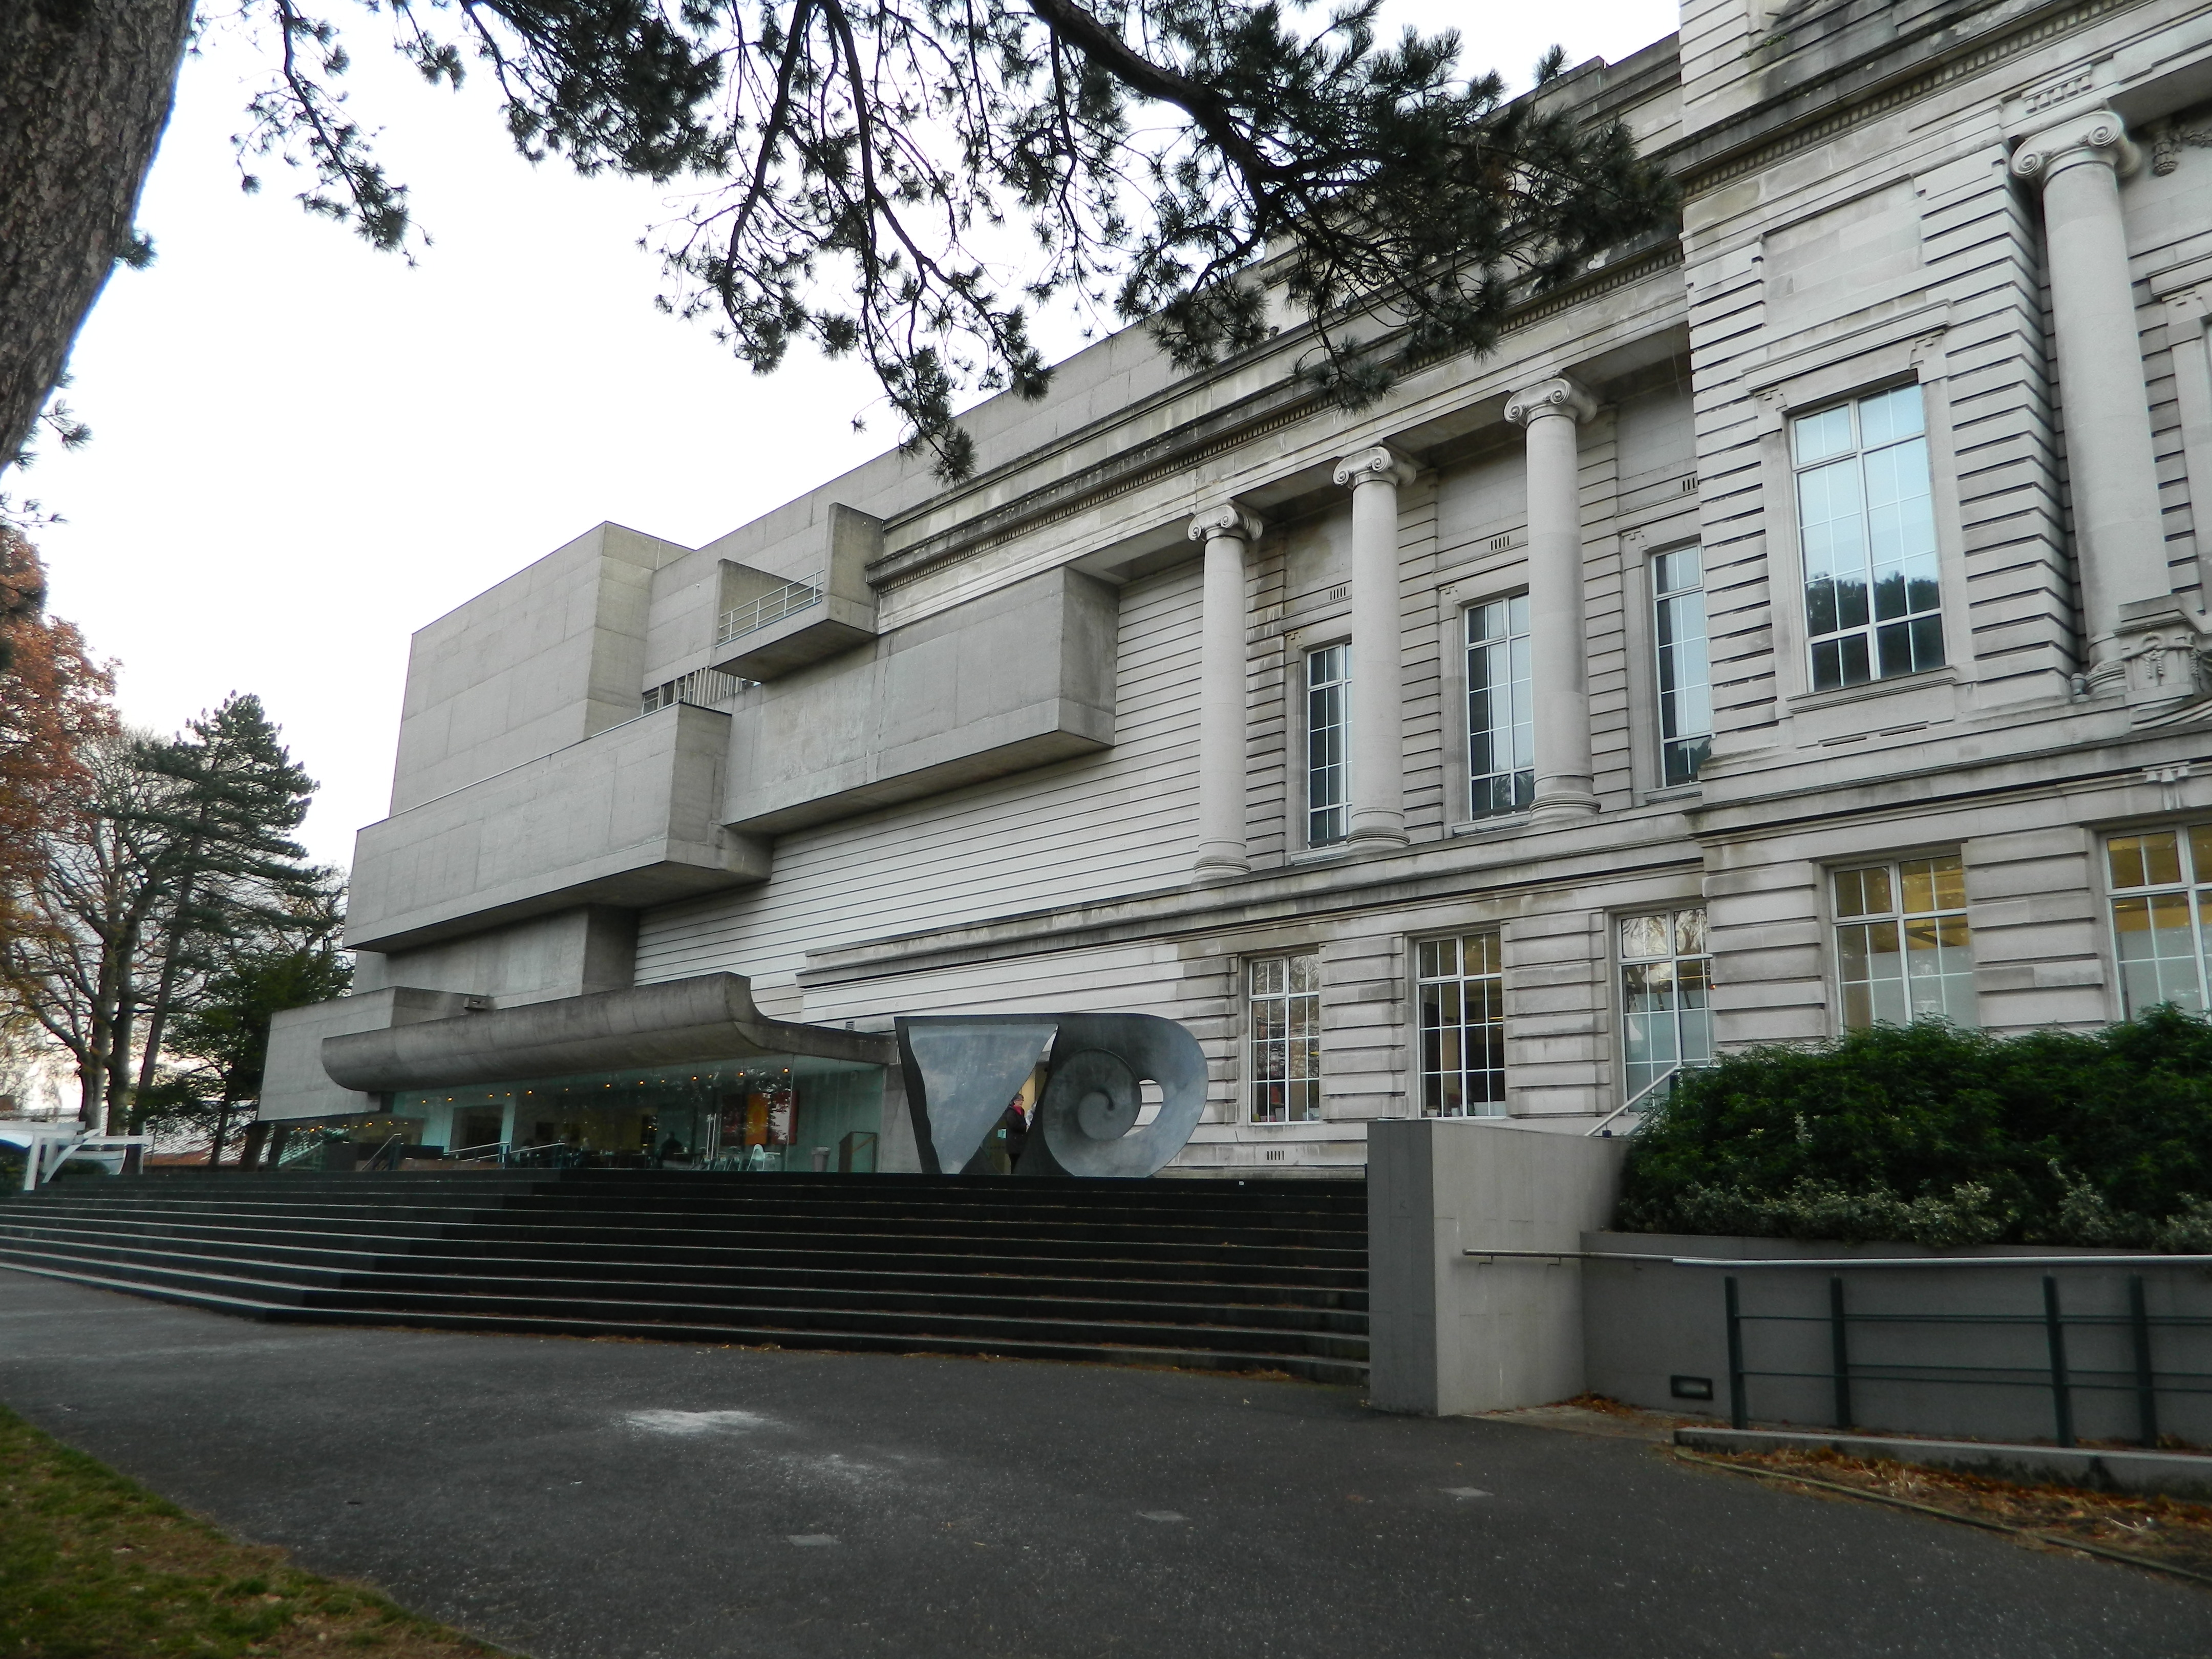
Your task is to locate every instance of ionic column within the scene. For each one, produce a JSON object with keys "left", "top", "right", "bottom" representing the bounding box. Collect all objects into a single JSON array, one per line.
[
  {"left": 1187, "top": 504, "right": 1264, "bottom": 881},
  {"left": 2012, "top": 111, "right": 2170, "bottom": 664},
  {"left": 1332, "top": 445, "right": 1416, "bottom": 849},
  {"left": 1505, "top": 376, "right": 1599, "bottom": 822}
]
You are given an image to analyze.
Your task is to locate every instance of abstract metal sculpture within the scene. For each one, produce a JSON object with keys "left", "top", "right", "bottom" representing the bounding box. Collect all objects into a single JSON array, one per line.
[{"left": 894, "top": 1013, "right": 1208, "bottom": 1178}]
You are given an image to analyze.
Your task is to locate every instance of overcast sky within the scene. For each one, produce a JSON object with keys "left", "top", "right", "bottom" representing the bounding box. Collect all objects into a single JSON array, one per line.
[{"left": 27, "top": 1, "right": 1679, "bottom": 872}]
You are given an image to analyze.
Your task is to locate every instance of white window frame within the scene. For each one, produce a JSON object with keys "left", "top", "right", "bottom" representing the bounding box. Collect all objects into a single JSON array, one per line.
[
  {"left": 1465, "top": 594, "right": 1534, "bottom": 820},
  {"left": 1414, "top": 933, "right": 1507, "bottom": 1117},
  {"left": 1649, "top": 546, "right": 1713, "bottom": 788},
  {"left": 1304, "top": 643, "right": 1350, "bottom": 847},
  {"left": 2104, "top": 823, "right": 2212, "bottom": 1017},
  {"left": 1617, "top": 907, "right": 1713, "bottom": 1109},
  {"left": 1247, "top": 952, "right": 1323, "bottom": 1123},
  {"left": 1747, "top": 313, "right": 1976, "bottom": 714},
  {"left": 1790, "top": 384, "right": 1946, "bottom": 693},
  {"left": 1828, "top": 852, "right": 1978, "bottom": 1030}
]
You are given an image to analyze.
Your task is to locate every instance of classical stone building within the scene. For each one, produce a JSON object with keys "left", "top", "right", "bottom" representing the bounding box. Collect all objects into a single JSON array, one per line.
[{"left": 264, "top": 0, "right": 2212, "bottom": 1176}]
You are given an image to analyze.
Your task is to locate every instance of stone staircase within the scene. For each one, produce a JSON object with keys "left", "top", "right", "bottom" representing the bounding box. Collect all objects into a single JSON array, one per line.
[{"left": 0, "top": 1171, "right": 1370, "bottom": 1385}]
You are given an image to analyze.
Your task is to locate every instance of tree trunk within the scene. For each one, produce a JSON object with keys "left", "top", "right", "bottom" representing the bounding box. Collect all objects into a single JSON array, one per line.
[
  {"left": 206, "top": 1098, "right": 232, "bottom": 1171},
  {"left": 131, "top": 862, "right": 197, "bottom": 1105},
  {"left": 238, "top": 1119, "right": 268, "bottom": 1171},
  {"left": 0, "top": 0, "right": 197, "bottom": 474}
]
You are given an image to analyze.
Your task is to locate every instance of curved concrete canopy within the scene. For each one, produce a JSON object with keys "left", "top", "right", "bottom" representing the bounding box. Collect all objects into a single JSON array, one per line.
[{"left": 323, "top": 973, "right": 894, "bottom": 1093}]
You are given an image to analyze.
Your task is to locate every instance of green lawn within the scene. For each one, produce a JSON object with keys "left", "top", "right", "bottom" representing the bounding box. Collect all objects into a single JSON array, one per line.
[{"left": 0, "top": 1403, "right": 515, "bottom": 1658}]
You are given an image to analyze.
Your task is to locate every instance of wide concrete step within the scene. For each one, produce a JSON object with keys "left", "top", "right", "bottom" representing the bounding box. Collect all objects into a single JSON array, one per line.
[
  {"left": 1, "top": 1170, "right": 1371, "bottom": 1383},
  {"left": 2, "top": 1204, "right": 1364, "bottom": 1267},
  {"left": 0, "top": 1216, "right": 1365, "bottom": 1291},
  {"left": 0, "top": 1257, "right": 1365, "bottom": 1385},
  {"left": 17, "top": 1194, "right": 1363, "bottom": 1239},
  {"left": 0, "top": 1248, "right": 1368, "bottom": 1371},
  {"left": 77, "top": 1171, "right": 1369, "bottom": 1222},
  {"left": 0, "top": 1231, "right": 1370, "bottom": 1329},
  {"left": 0, "top": 1221, "right": 1368, "bottom": 1309}
]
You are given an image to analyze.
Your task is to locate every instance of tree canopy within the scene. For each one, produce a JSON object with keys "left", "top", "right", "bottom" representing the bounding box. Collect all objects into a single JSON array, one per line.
[{"left": 6, "top": 1, "right": 1673, "bottom": 488}]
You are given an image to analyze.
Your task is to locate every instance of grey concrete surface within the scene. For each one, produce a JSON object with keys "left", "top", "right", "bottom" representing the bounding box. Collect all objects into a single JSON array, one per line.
[{"left": 2, "top": 1272, "right": 2205, "bottom": 1659}]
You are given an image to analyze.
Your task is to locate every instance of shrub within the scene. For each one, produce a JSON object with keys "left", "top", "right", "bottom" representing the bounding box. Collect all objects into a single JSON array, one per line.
[{"left": 1615, "top": 1007, "right": 2212, "bottom": 1249}]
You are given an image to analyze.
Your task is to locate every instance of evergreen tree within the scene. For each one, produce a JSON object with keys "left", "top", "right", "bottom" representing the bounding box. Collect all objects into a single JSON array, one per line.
[
  {"left": 123, "top": 694, "right": 326, "bottom": 1129},
  {"left": 5, "top": 2, "right": 1673, "bottom": 485},
  {"left": 156, "top": 879, "right": 352, "bottom": 1167}
]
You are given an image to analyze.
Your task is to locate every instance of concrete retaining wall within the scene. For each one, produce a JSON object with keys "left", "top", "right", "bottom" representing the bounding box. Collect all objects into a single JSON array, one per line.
[
  {"left": 1582, "top": 1233, "right": 2212, "bottom": 1444},
  {"left": 1368, "top": 1118, "right": 1626, "bottom": 1415},
  {"left": 1370, "top": 1122, "right": 2212, "bottom": 1443}
]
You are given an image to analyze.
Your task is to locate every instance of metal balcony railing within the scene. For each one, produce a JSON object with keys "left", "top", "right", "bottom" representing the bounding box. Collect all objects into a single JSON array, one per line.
[{"left": 716, "top": 570, "right": 825, "bottom": 646}]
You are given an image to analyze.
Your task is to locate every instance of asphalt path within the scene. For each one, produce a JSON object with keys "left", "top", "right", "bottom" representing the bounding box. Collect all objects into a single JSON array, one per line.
[{"left": 1, "top": 1271, "right": 2206, "bottom": 1657}]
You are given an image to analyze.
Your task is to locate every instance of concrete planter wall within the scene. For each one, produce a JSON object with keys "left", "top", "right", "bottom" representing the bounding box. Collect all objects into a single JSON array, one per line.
[
  {"left": 1582, "top": 1234, "right": 2212, "bottom": 1444},
  {"left": 1370, "top": 1117, "right": 2212, "bottom": 1445}
]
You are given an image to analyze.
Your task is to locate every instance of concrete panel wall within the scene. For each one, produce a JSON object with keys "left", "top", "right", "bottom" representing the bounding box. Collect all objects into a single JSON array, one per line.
[
  {"left": 1368, "top": 1117, "right": 1626, "bottom": 1415},
  {"left": 350, "top": 703, "right": 762, "bottom": 953},
  {"left": 719, "top": 564, "right": 1117, "bottom": 834},
  {"left": 391, "top": 522, "right": 684, "bottom": 814},
  {"left": 260, "top": 988, "right": 474, "bottom": 1122},
  {"left": 360, "top": 906, "right": 638, "bottom": 1008},
  {"left": 1370, "top": 1130, "right": 2212, "bottom": 1442},
  {"left": 1583, "top": 1231, "right": 2212, "bottom": 1445}
]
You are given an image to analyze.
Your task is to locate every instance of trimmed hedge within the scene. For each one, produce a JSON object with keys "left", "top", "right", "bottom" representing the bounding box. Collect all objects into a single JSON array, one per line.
[{"left": 1615, "top": 1007, "right": 2212, "bottom": 1250}]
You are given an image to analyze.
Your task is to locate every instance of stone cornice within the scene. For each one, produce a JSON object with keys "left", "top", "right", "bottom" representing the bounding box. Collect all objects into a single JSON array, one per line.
[
  {"left": 795, "top": 816, "right": 1706, "bottom": 990},
  {"left": 864, "top": 244, "right": 1685, "bottom": 593},
  {"left": 1675, "top": 0, "right": 2156, "bottom": 198},
  {"left": 791, "top": 715, "right": 2212, "bottom": 989}
]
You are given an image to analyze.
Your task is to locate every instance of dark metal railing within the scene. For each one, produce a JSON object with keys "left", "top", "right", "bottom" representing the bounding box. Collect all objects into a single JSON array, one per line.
[{"left": 1721, "top": 1265, "right": 2212, "bottom": 1448}]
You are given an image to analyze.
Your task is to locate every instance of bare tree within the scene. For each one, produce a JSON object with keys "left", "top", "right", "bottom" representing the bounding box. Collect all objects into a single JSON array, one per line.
[{"left": 0, "top": 734, "right": 182, "bottom": 1131}]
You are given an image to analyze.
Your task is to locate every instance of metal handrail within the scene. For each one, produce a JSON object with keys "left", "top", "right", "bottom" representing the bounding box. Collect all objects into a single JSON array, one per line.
[
  {"left": 716, "top": 570, "right": 824, "bottom": 645},
  {"left": 446, "top": 1140, "right": 508, "bottom": 1164},
  {"left": 1464, "top": 1248, "right": 2212, "bottom": 1268}
]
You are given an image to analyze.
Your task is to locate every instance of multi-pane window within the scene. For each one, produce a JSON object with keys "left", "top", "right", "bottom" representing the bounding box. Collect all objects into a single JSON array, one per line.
[
  {"left": 1620, "top": 909, "right": 1712, "bottom": 1105},
  {"left": 1832, "top": 855, "right": 1976, "bottom": 1029},
  {"left": 1793, "top": 385, "right": 1944, "bottom": 693},
  {"left": 1416, "top": 934, "right": 1506, "bottom": 1117},
  {"left": 1467, "top": 595, "right": 1533, "bottom": 818},
  {"left": 2107, "top": 826, "right": 2212, "bottom": 1015},
  {"left": 1249, "top": 954, "right": 1322, "bottom": 1123},
  {"left": 1652, "top": 548, "right": 1712, "bottom": 786},
  {"left": 1305, "top": 645, "right": 1349, "bottom": 846}
]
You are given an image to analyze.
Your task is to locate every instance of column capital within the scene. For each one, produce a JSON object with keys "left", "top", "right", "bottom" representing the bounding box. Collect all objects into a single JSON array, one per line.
[
  {"left": 1187, "top": 502, "right": 1266, "bottom": 543},
  {"left": 2011, "top": 108, "right": 2140, "bottom": 185},
  {"left": 1504, "top": 376, "right": 1597, "bottom": 428},
  {"left": 1331, "top": 444, "right": 1417, "bottom": 491}
]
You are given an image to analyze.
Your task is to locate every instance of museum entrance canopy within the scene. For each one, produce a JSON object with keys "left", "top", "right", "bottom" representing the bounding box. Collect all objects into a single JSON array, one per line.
[
  {"left": 314, "top": 973, "right": 899, "bottom": 1172},
  {"left": 321, "top": 974, "right": 893, "bottom": 1091},
  {"left": 403, "top": 1053, "right": 887, "bottom": 1172}
]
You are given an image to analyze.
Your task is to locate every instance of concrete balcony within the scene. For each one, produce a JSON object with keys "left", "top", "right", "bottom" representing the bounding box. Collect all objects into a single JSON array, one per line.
[
  {"left": 721, "top": 564, "right": 1117, "bottom": 834},
  {"left": 708, "top": 504, "right": 881, "bottom": 680},
  {"left": 347, "top": 702, "right": 768, "bottom": 953}
]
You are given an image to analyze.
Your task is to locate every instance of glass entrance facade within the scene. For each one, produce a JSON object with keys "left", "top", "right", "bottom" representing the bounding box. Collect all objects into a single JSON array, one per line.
[{"left": 395, "top": 1053, "right": 887, "bottom": 1172}]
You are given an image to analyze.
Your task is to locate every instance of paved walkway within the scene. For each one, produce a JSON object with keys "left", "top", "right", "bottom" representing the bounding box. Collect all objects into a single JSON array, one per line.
[{"left": 2, "top": 1272, "right": 2205, "bottom": 1657}]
